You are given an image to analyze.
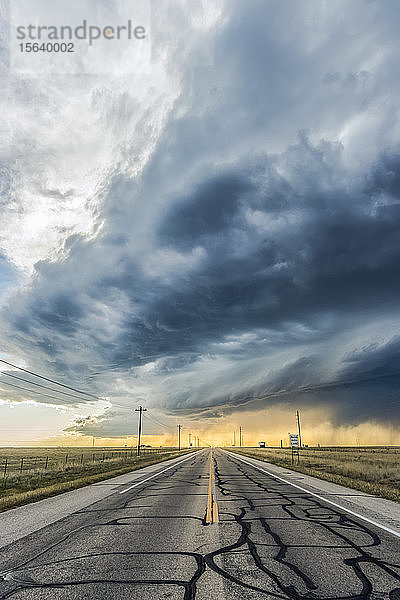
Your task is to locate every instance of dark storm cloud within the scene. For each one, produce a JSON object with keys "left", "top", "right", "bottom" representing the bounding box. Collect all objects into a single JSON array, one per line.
[
  {"left": 2, "top": 137, "right": 400, "bottom": 422},
  {"left": 159, "top": 174, "right": 254, "bottom": 248},
  {"left": 176, "top": 344, "right": 400, "bottom": 426},
  {"left": 368, "top": 152, "right": 400, "bottom": 199},
  {"left": 152, "top": 141, "right": 400, "bottom": 345},
  {"left": 341, "top": 336, "right": 400, "bottom": 384},
  {"left": 1, "top": 0, "right": 400, "bottom": 432}
]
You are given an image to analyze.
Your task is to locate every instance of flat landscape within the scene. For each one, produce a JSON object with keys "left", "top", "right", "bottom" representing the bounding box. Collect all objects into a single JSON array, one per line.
[
  {"left": 1, "top": 445, "right": 399, "bottom": 513},
  {"left": 230, "top": 446, "right": 400, "bottom": 503},
  {"left": 0, "top": 447, "right": 191, "bottom": 512}
]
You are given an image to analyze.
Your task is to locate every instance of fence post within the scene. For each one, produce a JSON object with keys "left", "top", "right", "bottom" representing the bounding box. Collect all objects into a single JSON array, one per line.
[
  {"left": 81, "top": 454, "right": 84, "bottom": 465},
  {"left": 3, "top": 458, "right": 8, "bottom": 478},
  {"left": 45, "top": 456, "right": 49, "bottom": 470},
  {"left": 20, "top": 457, "right": 24, "bottom": 473}
]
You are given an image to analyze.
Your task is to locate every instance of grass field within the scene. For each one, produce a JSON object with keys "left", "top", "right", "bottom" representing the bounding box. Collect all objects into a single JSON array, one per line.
[
  {"left": 0, "top": 446, "right": 195, "bottom": 512},
  {"left": 229, "top": 446, "right": 400, "bottom": 503}
]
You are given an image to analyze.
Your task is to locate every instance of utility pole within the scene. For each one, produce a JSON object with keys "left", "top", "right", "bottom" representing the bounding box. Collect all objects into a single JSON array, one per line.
[
  {"left": 177, "top": 424, "right": 182, "bottom": 450},
  {"left": 233, "top": 431, "right": 236, "bottom": 446},
  {"left": 239, "top": 426, "right": 243, "bottom": 447},
  {"left": 188, "top": 432, "right": 192, "bottom": 447},
  {"left": 296, "top": 410, "right": 302, "bottom": 448},
  {"left": 135, "top": 406, "right": 147, "bottom": 456}
]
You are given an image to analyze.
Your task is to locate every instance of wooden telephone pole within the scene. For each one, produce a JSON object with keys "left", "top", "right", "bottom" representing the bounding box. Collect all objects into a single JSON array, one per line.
[
  {"left": 296, "top": 410, "right": 302, "bottom": 448},
  {"left": 177, "top": 424, "right": 182, "bottom": 450},
  {"left": 135, "top": 406, "right": 146, "bottom": 456}
]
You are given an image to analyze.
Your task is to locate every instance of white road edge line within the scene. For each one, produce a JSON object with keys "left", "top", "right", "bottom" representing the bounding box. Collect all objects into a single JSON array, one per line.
[
  {"left": 119, "top": 451, "right": 200, "bottom": 494},
  {"left": 223, "top": 450, "right": 400, "bottom": 540}
]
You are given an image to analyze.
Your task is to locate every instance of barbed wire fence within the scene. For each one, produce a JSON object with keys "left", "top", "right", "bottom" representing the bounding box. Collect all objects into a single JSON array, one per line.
[{"left": 0, "top": 447, "right": 182, "bottom": 489}]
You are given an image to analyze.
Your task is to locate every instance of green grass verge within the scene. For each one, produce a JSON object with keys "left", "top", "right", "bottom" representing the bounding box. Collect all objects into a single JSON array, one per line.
[
  {"left": 0, "top": 450, "right": 195, "bottom": 513},
  {"left": 227, "top": 448, "right": 400, "bottom": 504}
]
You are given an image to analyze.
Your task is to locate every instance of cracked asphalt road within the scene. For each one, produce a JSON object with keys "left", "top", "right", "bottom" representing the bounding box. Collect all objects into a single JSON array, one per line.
[{"left": 0, "top": 448, "right": 399, "bottom": 599}]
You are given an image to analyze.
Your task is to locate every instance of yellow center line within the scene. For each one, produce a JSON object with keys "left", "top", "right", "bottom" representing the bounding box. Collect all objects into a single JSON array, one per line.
[{"left": 205, "top": 449, "right": 219, "bottom": 524}]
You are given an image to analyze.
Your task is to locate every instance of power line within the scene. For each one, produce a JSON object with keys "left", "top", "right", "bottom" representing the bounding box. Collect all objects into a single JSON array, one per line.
[
  {"left": 108, "top": 405, "right": 172, "bottom": 430},
  {"left": 101, "top": 406, "right": 175, "bottom": 434},
  {"left": 0, "top": 371, "right": 98, "bottom": 402},
  {"left": 145, "top": 411, "right": 174, "bottom": 432},
  {"left": 0, "top": 358, "right": 99, "bottom": 400},
  {"left": 144, "top": 412, "right": 166, "bottom": 430},
  {"left": 93, "top": 404, "right": 171, "bottom": 428},
  {"left": 0, "top": 379, "right": 73, "bottom": 404}
]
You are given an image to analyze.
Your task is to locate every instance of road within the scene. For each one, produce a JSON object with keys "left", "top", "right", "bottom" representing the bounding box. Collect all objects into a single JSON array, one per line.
[{"left": 0, "top": 448, "right": 399, "bottom": 599}]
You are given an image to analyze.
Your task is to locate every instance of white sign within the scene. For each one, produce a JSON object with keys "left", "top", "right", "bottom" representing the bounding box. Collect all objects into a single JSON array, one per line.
[{"left": 289, "top": 434, "right": 299, "bottom": 447}]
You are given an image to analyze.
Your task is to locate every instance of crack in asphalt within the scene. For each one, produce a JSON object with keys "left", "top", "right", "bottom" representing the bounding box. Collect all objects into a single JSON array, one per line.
[
  {"left": 204, "top": 452, "right": 400, "bottom": 599},
  {"left": 0, "top": 451, "right": 399, "bottom": 599}
]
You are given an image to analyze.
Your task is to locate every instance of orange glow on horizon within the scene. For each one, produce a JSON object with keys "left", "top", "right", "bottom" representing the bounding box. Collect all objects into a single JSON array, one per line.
[{"left": 2, "top": 404, "right": 398, "bottom": 447}]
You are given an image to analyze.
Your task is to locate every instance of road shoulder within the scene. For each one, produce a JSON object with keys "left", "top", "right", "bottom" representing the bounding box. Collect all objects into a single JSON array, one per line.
[{"left": 0, "top": 450, "right": 200, "bottom": 549}]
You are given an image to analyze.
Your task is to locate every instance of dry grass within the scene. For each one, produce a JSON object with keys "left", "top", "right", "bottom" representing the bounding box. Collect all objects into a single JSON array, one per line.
[
  {"left": 0, "top": 448, "right": 195, "bottom": 512},
  {"left": 229, "top": 446, "right": 400, "bottom": 503}
]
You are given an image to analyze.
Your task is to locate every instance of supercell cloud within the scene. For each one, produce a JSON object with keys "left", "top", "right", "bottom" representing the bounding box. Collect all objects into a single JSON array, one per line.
[{"left": 0, "top": 0, "right": 400, "bottom": 438}]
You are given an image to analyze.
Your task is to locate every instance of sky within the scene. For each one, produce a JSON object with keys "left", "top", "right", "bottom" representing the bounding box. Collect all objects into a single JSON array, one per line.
[{"left": 0, "top": 0, "right": 399, "bottom": 446}]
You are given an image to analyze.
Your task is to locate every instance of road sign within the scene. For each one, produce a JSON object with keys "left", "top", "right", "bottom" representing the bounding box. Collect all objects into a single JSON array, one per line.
[{"left": 289, "top": 434, "right": 299, "bottom": 447}]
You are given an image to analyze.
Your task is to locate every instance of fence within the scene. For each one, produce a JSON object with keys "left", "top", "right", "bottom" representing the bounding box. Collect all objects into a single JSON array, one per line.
[{"left": 0, "top": 447, "right": 182, "bottom": 488}]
